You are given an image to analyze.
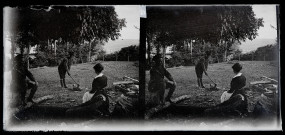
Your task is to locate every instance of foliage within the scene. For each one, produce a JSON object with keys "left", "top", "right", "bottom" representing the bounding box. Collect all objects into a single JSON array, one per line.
[
  {"left": 146, "top": 6, "right": 264, "bottom": 64},
  {"left": 103, "top": 45, "right": 139, "bottom": 61},
  {"left": 8, "top": 6, "right": 126, "bottom": 67}
]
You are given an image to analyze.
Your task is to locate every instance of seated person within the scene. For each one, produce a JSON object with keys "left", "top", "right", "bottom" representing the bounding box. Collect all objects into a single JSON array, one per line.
[
  {"left": 204, "top": 63, "right": 248, "bottom": 117},
  {"left": 148, "top": 54, "right": 176, "bottom": 106},
  {"left": 65, "top": 63, "right": 109, "bottom": 119},
  {"left": 12, "top": 54, "right": 38, "bottom": 107}
]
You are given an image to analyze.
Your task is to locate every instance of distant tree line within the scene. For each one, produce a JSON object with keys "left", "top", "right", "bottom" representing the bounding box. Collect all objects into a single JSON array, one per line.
[
  {"left": 232, "top": 43, "right": 278, "bottom": 61},
  {"left": 97, "top": 45, "right": 139, "bottom": 61}
]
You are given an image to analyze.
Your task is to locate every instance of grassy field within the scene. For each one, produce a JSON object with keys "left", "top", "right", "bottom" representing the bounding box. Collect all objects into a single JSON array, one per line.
[
  {"left": 28, "top": 61, "right": 139, "bottom": 109},
  {"left": 145, "top": 61, "right": 279, "bottom": 113}
]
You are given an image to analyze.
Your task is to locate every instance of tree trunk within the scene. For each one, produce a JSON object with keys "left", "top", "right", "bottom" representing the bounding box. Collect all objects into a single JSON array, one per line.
[
  {"left": 239, "top": 54, "right": 240, "bottom": 61},
  {"left": 156, "top": 43, "right": 160, "bottom": 55},
  {"left": 190, "top": 40, "right": 193, "bottom": 57},
  {"left": 224, "top": 42, "right": 227, "bottom": 62},
  {"left": 54, "top": 40, "right": 57, "bottom": 56},
  {"left": 185, "top": 40, "right": 189, "bottom": 52},
  {"left": 89, "top": 42, "right": 91, "bottom": 62},
  {"left": 162, "top": 44, "right": 166, "bottom": 68},
  {"left": 146, "top": 34, "right": 151, "bottom": 67},
  {"left": 103, "top": 55, "right": 105, "bottom": 61},
  {"left": 27, "top": 45, "right": 31, "bottom": 69},
  {"left": 264, "top": 55, "right": 266, "bottom": 61},
  {"left": 11, "top": 36, "right": 15, "bottom": 61}
]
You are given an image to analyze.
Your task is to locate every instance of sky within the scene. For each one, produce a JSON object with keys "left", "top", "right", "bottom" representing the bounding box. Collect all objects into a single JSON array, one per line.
[
  {"left": 103, "top": 5, "right": 140, "bottom": 53},
  {"left": 239, "top": 5, "right": 278, "bottom": 53},
  {"left": 114, "top": 5, "right": 140, "bottom": 40},
  {"left": 251, "top": 5, "right": 278, "bottom": 39}
]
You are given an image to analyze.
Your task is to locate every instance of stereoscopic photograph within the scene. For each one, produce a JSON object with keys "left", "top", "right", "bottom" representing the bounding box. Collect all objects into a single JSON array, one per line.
[
  {"left": 144, "top": 5, "right": 281, "bottom": 130},
  {"left": 2, "top": 4, "right": 282, "bottom": 131},
  {"left": 3, "top": 5, "right": 140, "bottom": 131}
]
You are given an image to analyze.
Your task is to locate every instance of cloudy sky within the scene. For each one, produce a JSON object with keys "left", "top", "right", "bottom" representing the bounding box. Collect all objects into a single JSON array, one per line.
[
  {"left": 239, "top": 5, "right": 278, "bottom": 53},
  {"left": 114, "top": 5, "right": 140, "bottom": 40},
  {"left": 103, "top": 5, "right": 140, "bottom": 54},
  {"left": 251, "top": 5, "right": 278, "bottom": 39}
]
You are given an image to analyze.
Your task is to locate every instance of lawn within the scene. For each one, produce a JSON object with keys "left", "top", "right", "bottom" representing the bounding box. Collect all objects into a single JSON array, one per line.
[
  {"left": 29, "top": 61, "right": 139, "bottom": 108},
  {"left": 145, "top": 61, "right": 279, "bottom": 123},
  {"left": 5, "top": 61, "right": 139, "bottom": 127}
]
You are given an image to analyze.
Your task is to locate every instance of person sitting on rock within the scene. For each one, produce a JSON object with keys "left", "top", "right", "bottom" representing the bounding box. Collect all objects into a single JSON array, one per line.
[{"left": 148, "top": 54, "right": 176, "bottom": 105}]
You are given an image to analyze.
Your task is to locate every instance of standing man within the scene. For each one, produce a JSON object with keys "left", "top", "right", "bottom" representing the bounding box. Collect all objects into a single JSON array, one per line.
[
  {"left": 12, "top": 54, "right": 38, "bottom": 106},
  {"left": 58, "top": 52, "right": 74, "bottom": 88},
  {"left": 148, "top": 54, "right": 176, "bottom": 105},
  {"left": 195, "top": 51, "right": 211, "bottom": 88}
]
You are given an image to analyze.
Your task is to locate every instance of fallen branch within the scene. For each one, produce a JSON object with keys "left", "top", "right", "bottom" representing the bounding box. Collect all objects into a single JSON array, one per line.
[
  {"left": 12, "top": 95, "right": 54, "bottom": 114},
  {"left": 261, "top": 76, "right": 278, "bottom": 83},
  {"left": 250, "top": 81, "right": 272, "bottom": 85},
  {"left": 123, "top": 76, "right": 139, "bottom": 84},
  {"left": 145, "top": 95, "right": 192, "bottom": 119},
  {"left": 113, "top": 81, "right": 135, "bottom": 85}
]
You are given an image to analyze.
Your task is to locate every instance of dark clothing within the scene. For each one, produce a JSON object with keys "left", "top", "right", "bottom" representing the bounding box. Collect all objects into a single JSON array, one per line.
[
  {"left": 90, "top": 75, "right": 108, "bottom": 93},
  {"left": 65, "top": 90, "right": 110, "bottom": 119},
  {"left": 195, "top": 57, "right": 208, "bottom": 78},
  {"left": 148, "top": 64, "right": 176, "bottom": 104},
  {"left": 12, "top": 64, "right": 36, "bottom": 89},
  {"left": 58, "top": 58, "right": 72, "bottom": 79},
  {"left": 12, "top": 61, "right": 37, "bottom": 106},
  {"left": 204, "top": 75, "right": 248, "bottom": 117},
  {"left": 148, "top": 65, "right": 174, "bottom": 93},
  {"left": 204, "top": 93, "right": 248, "bottom": 117},
  {"left": 228, "top": 74, "right": 247, "bottom": 96},
  {"left": 65, "top": 74, "right": 109, "bottom": 119}
]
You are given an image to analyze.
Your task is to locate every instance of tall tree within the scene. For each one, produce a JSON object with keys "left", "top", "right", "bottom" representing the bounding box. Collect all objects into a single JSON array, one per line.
[
  {"left": 6, "top": 6, "right": 126, "bottom": 65},
  {"left": 146, "top": 6, "right": 264, "bottom": 66}
]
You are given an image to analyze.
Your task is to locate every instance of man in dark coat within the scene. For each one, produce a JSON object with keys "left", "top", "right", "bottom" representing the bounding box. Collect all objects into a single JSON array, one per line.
[
  {"left": 11, "top": 54, "right": 38, "bottom": 106},
  {"left": 58, "top": 52, "right": 74, "bottom": 88},
  {"left": 195, "top": 51, "right": 211, "bottom": 88},
  {"left": 148, "top": 54, "right": 176, "bottom": 105},
  {"left": 65, "top": 63, "right": 110, "bottom": 119}
]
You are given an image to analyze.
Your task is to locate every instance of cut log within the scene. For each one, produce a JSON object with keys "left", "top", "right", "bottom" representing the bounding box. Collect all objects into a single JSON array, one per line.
[
  {"left": 123, "top": 76, "right": 139, "bottom": 84},
  {"left": 12, "top": 95, "right": 54, "bottom": 114},
  {"left": 113, "top": 81, "right": 135, "bottom": 85},
  {"left": 250, "top": 81, "right": 272, "bottom": 85},
  {"left": 261, "top": 76, "right": 278, "bottom": 83},
  {"left": 145, "top": 95, "right": 192, "bottom": 119}
]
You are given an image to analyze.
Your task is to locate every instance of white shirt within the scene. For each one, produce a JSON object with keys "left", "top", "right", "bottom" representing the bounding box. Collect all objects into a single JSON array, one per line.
[{"left": 233, "top": 72, "right": 242, "bottom": 78}]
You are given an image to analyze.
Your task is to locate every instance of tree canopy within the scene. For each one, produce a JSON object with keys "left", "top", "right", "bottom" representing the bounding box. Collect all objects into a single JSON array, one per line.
[
  {"left": 8, "top": 6, "right": 126, "bottom": 53},
  {"left": 146, "top": 6, "right": 264, "bottom": 66}
]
